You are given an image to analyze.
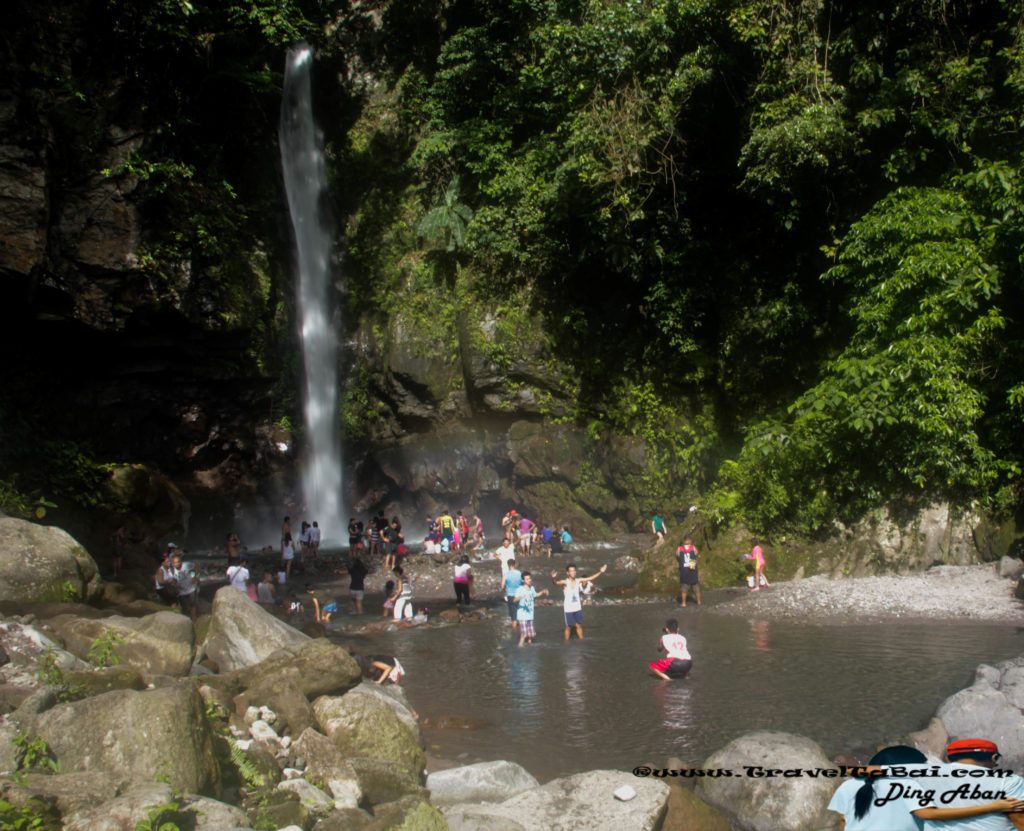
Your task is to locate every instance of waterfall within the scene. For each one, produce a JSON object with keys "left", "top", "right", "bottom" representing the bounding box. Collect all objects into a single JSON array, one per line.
[{"left": 280, "top": 43, "right": 343, "bottom": 537}]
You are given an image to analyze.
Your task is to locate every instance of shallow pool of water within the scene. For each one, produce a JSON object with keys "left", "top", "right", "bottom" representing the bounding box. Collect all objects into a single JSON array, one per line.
[{"left": 337, "top": 600, "right": 1024, "bottom": 780}]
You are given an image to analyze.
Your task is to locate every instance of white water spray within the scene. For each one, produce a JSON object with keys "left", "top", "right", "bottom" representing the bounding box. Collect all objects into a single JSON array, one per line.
[{"left": 280, "top": 43, "right": 343, "bottom": 534}]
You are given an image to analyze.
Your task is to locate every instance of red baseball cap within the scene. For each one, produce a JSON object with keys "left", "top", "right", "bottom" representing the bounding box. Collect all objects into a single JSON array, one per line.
[{"left": 947, "top": 739, "right": 999, "bottom": 756}]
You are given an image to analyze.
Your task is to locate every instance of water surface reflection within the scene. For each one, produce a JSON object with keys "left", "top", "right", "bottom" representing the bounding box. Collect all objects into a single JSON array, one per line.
[{"left": 342, "top": 602, "right": 1022, "bottom": 780}]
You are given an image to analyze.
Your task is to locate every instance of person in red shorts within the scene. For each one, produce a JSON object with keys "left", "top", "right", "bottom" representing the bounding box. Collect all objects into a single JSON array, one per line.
[{"left": 649, "top": 618, "right": 692, "bottom": 680}]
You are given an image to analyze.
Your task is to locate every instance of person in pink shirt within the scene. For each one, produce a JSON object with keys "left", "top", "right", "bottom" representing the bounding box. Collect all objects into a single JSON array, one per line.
[{"left": 743, "top": 538, "right": 768, "bottom": 591}]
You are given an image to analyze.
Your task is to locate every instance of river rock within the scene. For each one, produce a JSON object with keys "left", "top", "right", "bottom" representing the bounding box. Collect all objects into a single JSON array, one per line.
[
  {"left": 48, "top": 610, "right": 195, "bottom": 677},
  {"left": 235, "top": 638, "right": 362, "bottom": 700},
  {"left": 61, "top": 663, "right": 147, "bottom": 696},
  {"left": 276, "top": 777, "right": 336, "bottom": 821},
  {"left": 427, "top": 760, "right": 538, "bottom": 806},
  {"left": 292, "top": 728, "right": 363, "bottom": 806},
  {"left": 364, "top": 794, "right": 448, "bottom": 830},
  {"left": 998, "top": 556, "right": 1024, "bottom": 580},
  {"left": 235, "top": 676, "right": 315, "bottom": 737},
  {"left": 695, "top": 731, "right": 837, "bottom": 831},
  {"left": 442, "top": 769, "right": 670, "bottom": 830},
  {"left": 201, "top": 585, "right": 310, "bottom": 672},
  {"left": 662, "top": 784, "right": 731, "bottom": 831},
  {"left": 347, "top": 756, "right": 428, "bottom": 805},
  {"left": 312, "top": 690, "right": 426, "bottom": 781},
  {"left": 62, "top": 782, "right": 249, "bottom": 831},
  {"left": 29, "top": 682, "right": 219, "bottom": 794},
  {"left": 903, "top": 716, "right": 949, "bottom": 762},
  {"left": 0, "top": 770, "right": 118, "bottom": 818},
  {"left": 0, "top": 518, "right": 102, "bottom": 603},
  {"left": 345, "top": 681, "right": 418, "bottom": 733},
  {"left": 936, "top": 664, "right": 1024, "bottom": 773}
]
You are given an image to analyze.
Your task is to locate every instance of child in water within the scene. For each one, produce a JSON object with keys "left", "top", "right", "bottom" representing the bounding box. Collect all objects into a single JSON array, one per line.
[
  {"left": 381, "top": 579, "right": 396, "bottom": 617},
  {"left": 649, "top": 618, "right": 692, "bottom": 680}
]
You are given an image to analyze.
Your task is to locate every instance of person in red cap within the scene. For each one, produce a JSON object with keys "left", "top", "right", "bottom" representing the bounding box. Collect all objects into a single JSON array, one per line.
[{"left": 912, "top": 739, "right": 1024, "bottom": 830}]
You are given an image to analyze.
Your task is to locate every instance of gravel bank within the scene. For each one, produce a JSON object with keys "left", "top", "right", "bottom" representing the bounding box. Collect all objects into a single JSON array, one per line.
[{"left": 711, "top": 564, "right": 1024, "bottom": 623}]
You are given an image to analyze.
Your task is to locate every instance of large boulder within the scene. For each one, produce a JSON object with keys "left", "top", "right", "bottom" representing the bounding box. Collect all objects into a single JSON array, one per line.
[
  {"left": 201, "top": 586, "right": 310, "bottom": 672},
  {"left": 234, "top": 676, "right": 316, "bottom": 737},
  {"left": 347, "top": 756, "right": 428, "bottom": 806},
  {"left": 936, "top": 659, "right": 1024, "bottom": 774},
  {"left": 29, "top": 682, "right": 219, "bottom": 794},
  {"left": 0, "top": 518, "right": 102, "bottom": 603},
  {"left": 235, "top": 638, "right": 362, "bottom": 700},
  {"left": 427, "top": 760, "right": 538, "bottom": 806},
  {"left": 48, "top": 610, "right": 195, "bottom": 677},
  {"left": 442, "top": 770, "right": 669, "bottom": 830},
  {"left": 695, "top": 731, "right": 837, "bottom": 831},
  {"left": 364, "top": 794, "right": 448, "bottom": 831},
  {"left": 292, "top": 728, "right": 363, "bottom": 807},
  {"left": 313, "top": 689, "right": 426, "bottom": 782}
]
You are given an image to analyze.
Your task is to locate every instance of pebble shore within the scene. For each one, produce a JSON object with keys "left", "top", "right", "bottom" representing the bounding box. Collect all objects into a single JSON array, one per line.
[{"left": 711, "top": 564, "right": 1023, "bottom": 623}]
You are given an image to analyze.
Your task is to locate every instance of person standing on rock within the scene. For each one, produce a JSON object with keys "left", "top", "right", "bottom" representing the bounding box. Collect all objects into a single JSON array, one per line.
[
  {"left": 281, "top": 516, "right": 291, "bottom": 551},
  {"left": 648, "top": 618, "right": 691, "bottom": 679},
  {"left": 155, "top": 547, "right": 177, "bottom": 605},
  {"left": 170, "top": 551, "right": 199, "bottom": 622},
  {"left": 518, "top": 515, "right": 535, "bottom": 556},
  {"left": 551, "top": 563, "right": 607, "bottom": 640},
  {"left": 677, "top": 538, "right": 701, "bottom": 607},
  {"left": 472, "top": 513, "right": 485, "bottom": 550},
  {"left": 652, "top": 513, "right": 668, "bottom": 547}
]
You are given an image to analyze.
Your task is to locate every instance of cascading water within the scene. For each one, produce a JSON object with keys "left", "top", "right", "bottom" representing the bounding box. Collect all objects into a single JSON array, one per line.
[{"left": 280, "top": 43, "right": 343, "bottom": 536}]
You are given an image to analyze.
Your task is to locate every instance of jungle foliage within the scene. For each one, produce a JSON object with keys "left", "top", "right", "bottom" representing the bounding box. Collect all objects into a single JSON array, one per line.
[
  {"left": 336, "top": 0, "right": 1024, "bottom": 534},
  {"left": 7, "top": 0, "right": 1024, "bottom": 536}
]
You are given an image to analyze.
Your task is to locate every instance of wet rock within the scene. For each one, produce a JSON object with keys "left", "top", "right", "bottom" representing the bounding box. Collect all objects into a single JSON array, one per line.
[
  {"left": 695, "top": 731, "right": 836, "bottom": 831},
  {"left": 313, "top": 690, "right": 425, "bottom": 781},
  {"left": 201, "top": 586, "right": 310, "bottom": 672},
  {"left": 0, "top": 518, "right": 102, "bottom": 603},
  {"left": 48, "top": 610, "right": 195, "bottom": 678},
  {"left": 427, "top": 759, "right": 538, "bottom": 806},
  {"left": 29, "top": 682, "right": 219, "bottom": 793},
  {"left": 443, "top": 770, "right": 669, "bottom": 830}
]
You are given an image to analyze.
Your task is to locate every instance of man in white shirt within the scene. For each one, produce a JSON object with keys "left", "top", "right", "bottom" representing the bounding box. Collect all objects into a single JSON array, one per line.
[
  {"left": 226, "top": 557, "right": 250, "bottom": 593},
  {"left": 916, "top": 739, "right": 1024, "bottom": 830}
]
